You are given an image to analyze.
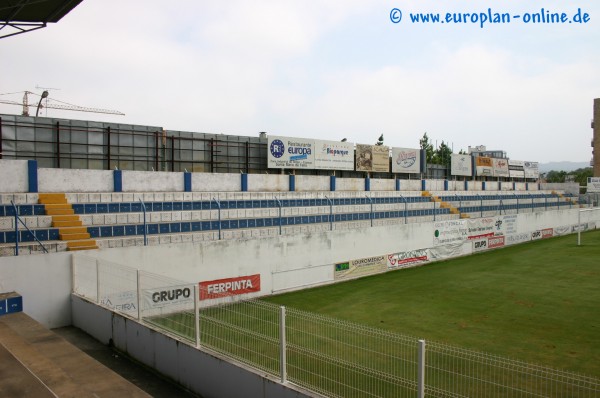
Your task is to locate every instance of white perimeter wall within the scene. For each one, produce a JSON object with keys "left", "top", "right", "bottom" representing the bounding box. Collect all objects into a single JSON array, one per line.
[
  {"left": 122, "top": 170, "right": 183, "bottom": 192},
  {"left": 0, "top": 252, "right": 71, "bottom": 328},
  {"left": 80, "top": 208, "right": 600, "bottom": 299},
  {"left": 0, "top": 160, "right": 28, "bottom": 193},
  {"left": 0, "top": 160, "right": 565, "bottom": 194},
  {"left": 193, "top": 173, "right": 240, "bottom": 192},
  {"left": 248, "top": 174, "right": 287, "bottom": 192},
  {"left": 39, "top": 168, "right": 113, "bottom": 193}
]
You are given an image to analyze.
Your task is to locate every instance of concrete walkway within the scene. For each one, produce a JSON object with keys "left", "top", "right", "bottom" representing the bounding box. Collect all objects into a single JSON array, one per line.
[{"left": 0, "top": 312, "right": 151, "bottom": 398}]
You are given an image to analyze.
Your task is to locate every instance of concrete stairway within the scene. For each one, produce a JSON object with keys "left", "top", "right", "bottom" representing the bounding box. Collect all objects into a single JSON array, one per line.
[
  {"left": 423, "top": 191, "right": 469, "bottom": 219},
  {"left": 38, "top": 193, "right": 98, "bottom": 251}
]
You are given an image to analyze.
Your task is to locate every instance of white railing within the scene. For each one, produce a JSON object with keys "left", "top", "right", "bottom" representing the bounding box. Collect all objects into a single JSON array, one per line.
[{"left": 72, "top": 255, "right": 600, "bottom": 398}]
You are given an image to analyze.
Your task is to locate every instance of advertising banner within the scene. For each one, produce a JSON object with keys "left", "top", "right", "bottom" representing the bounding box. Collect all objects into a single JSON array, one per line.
[
  {"left": 387, "top": 249, "right": 428, "bottom": 269},
  {"left": 467, "top": 217, "right": 501, "bottom": 239},
  {"left": 524, "top": 161, "right": 539, "bottom": 179},
  {"left": 553, "top": 225, "right": 571, "bottom": 236},
  {"left": 391, "top": 147, "right": 421, "bottom": 174},
  {"left": 475, "top": 157, "right": 493, "bottom": 176},
  {"left": 356, "top": 144, "right": 390, "bottom": 172},
  {"left": 487, "top": 235, "right": 505, "bottom": 249},
  {"left": 501, "top": 214, "right": 518, "bottom": 235},
  {"left": 492, "top": 158, "right": 509, "bottom": 177},
  {"left": 314, "top": 139, "right": 355, "bottom": 170},
  {"left": 268, "top": 136, "right": 315, "bottom": 169},
  {"left": 100, "top": 290, "right": 137, "bottom": 313},
  {"left": 505, "top": 233, "right": 530, "bottom": 246},
  {"left": 472, "top": 237, "right": 488, "bottom": 252},
  {"left": 509, "top": 169, "right": 525, "bottom": 178},
  {"left": 587, "top": 177, "right": 600, "bottom": 193},
  {"left": 428, "top": 242, "right": 470, "bottom": 261},
  {"left": 200, "top": 274, "right": 261, "bottom": 300},
  {"left": 433, "top": 219, "right": 468, "bottom": 246},
  {"left": 541, "top": 228, "right": 554, "bottom": 239},
  {"left": 143, "top": 284, "right": 195, "bottom": 309},
  {"left": 531, "top": 230, "right": 543, "bottom": 240},
  {"left": 451, "top": 154, "right": 472, "bottom": 177},
  {"left": 334, "top": 255, "right": 387, "bottom": 280}
]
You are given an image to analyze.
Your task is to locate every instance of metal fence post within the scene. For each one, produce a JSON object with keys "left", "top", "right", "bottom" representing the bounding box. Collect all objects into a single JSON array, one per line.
[
  {"left": 280, "top": 306, "right": 287, "bottom": 384},
  {"left": 195, "top": 284, "right": 200, "bottom": 348},
  {"left": 325, "top": 196, "right": 333, "bottom": 231},
  {"left": 96, "top": 259, "right": 101, "bottom": 304},
  {"left": 14, "top": 204, "right": 18, "bottom": 256},
  {"left": 212, "top": 198, "right": 221, "bottom": 240},
  {"left": 137, "top": 269, "right": 142, "bottom": 321},
  {"left": 366, "top": 195, "right": 373, "bottom": 227},
  {"left": 140, "top": 199, "right": 148, "bottom": 246},
  {"left": 275, "top": 196, "right": 282, "bottom": 235},
  {"left": 418, "top": 339, "right": 426, "bottom": 398}
]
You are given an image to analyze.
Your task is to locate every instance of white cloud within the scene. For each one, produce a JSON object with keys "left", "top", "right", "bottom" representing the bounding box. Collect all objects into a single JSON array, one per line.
[{"left": 1, "top": 0, "right": 598, "bottom": 162}]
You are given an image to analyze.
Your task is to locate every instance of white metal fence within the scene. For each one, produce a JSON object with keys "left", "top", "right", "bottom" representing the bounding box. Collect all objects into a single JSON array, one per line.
[{"left": 72, "top": 255, "right": 600, "bottom": 397}]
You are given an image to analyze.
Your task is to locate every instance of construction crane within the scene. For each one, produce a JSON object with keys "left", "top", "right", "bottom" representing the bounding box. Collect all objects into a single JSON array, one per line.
[{"left": 0, "top": 91, "right": 125, "bottom": 117}]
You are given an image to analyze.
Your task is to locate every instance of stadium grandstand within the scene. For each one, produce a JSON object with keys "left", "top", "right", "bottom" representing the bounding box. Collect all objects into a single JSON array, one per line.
[{"left": 1, "top": 111, "right": 599, "bottom": 397}]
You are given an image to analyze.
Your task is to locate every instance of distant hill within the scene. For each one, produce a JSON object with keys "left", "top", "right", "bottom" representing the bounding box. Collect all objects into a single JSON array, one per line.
[{"left": 538, "top": 161, "right": 590, "bottom": 173}]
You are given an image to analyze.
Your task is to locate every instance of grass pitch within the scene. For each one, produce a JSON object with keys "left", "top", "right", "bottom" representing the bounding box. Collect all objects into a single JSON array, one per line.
[{"left": 264, "top": 230, "right": 600, "bottom": 376}]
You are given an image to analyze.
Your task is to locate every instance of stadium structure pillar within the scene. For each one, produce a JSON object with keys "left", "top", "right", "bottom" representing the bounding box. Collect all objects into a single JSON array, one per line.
[
  {"left": 330, "top": 175, "right": 336, "bottom": 191},
  {"left": 27, "top": 160, "right": 38, "bottom": 193},
  {"left": 395, "top": 179, "right": 400, "bottom": 191},
  {"left": 289, "top": 175, "right": 295, "bottom": 192},
  {"left": 482, "top": 181, "right": 486, "bottom": 191},
  {"left": 114, "top": 170, "right": 123, "bottom": 192},
  {"left": 444, "top": 180, "right": 448, "bottom": 191},
  {"left": 421, "top": 179, "right": 426, "bottom": 191},
  {"left": 184, "top": 172, "right": 192, "bottom": 192},
  {"left": 365, "top": 176, "right": 371, "bottom": 192},
  {"left": 241, "top": 173, "right": 248, "bottom": 192}
]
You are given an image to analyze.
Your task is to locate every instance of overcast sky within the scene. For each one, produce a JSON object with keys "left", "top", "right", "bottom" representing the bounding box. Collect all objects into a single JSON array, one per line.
[{"left": 1, "top": 0, "right": 598, "bottom": 163}]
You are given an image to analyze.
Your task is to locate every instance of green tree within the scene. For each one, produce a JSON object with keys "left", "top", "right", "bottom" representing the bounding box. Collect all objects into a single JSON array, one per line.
[
  {"left": 434, "top": 141, "right": 452, "bottom": 168},
  {"left": 572, "top": 167, "right": 593, "bottom": 187},
  {"left": 545, "top": 170, "right": 567, "bottom": 183}
]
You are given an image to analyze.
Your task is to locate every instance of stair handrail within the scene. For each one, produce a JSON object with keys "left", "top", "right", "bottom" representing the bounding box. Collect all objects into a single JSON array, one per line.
[{"left": 10, "top": 200, "right": 49, "bottom": 256}]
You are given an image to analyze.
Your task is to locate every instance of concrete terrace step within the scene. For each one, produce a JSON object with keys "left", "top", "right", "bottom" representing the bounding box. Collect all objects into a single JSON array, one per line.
[
  {"left": 38, "top": 193, "right": 68, "bottom": 204},
  {"left": 46, "top": 208, "right": 75, "bottom": 216}
]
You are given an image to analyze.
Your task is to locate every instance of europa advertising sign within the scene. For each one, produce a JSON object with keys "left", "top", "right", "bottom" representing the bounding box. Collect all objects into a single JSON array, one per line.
[
  {"left": 268, "top": 135, "right": 315, "bottom": 169},
  {"left": 314, "top": 139, "right": 355, "bottom": 170},
  {"left": 524, "top": 161, "right": 539, "bottom": 179},
  {"left": 387, "top": 249, "right": 428, "bottom": 269},
  {"left": 356, "top": 144, "right": 390, "bottom": 172},
  {"left": 199, "top": 274, "right": 261, "bottom": 300},
  {"left": 492, "top": 158, "right": 509, "bottom": 178},
  {"left": 475, "top": 157, "right": 493, "bottom": 176},
  {"left": 451, "top": 154, "right": 472, "bottom": 177},
  {"left": 143, "top": 284, "right": 195, "bottom": 309},
  {"left": 334, "top": 255, "right": 387, "bottom": 280},
  {"left": 391, "top": 147, "right": 421, "bottom": 173}
]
